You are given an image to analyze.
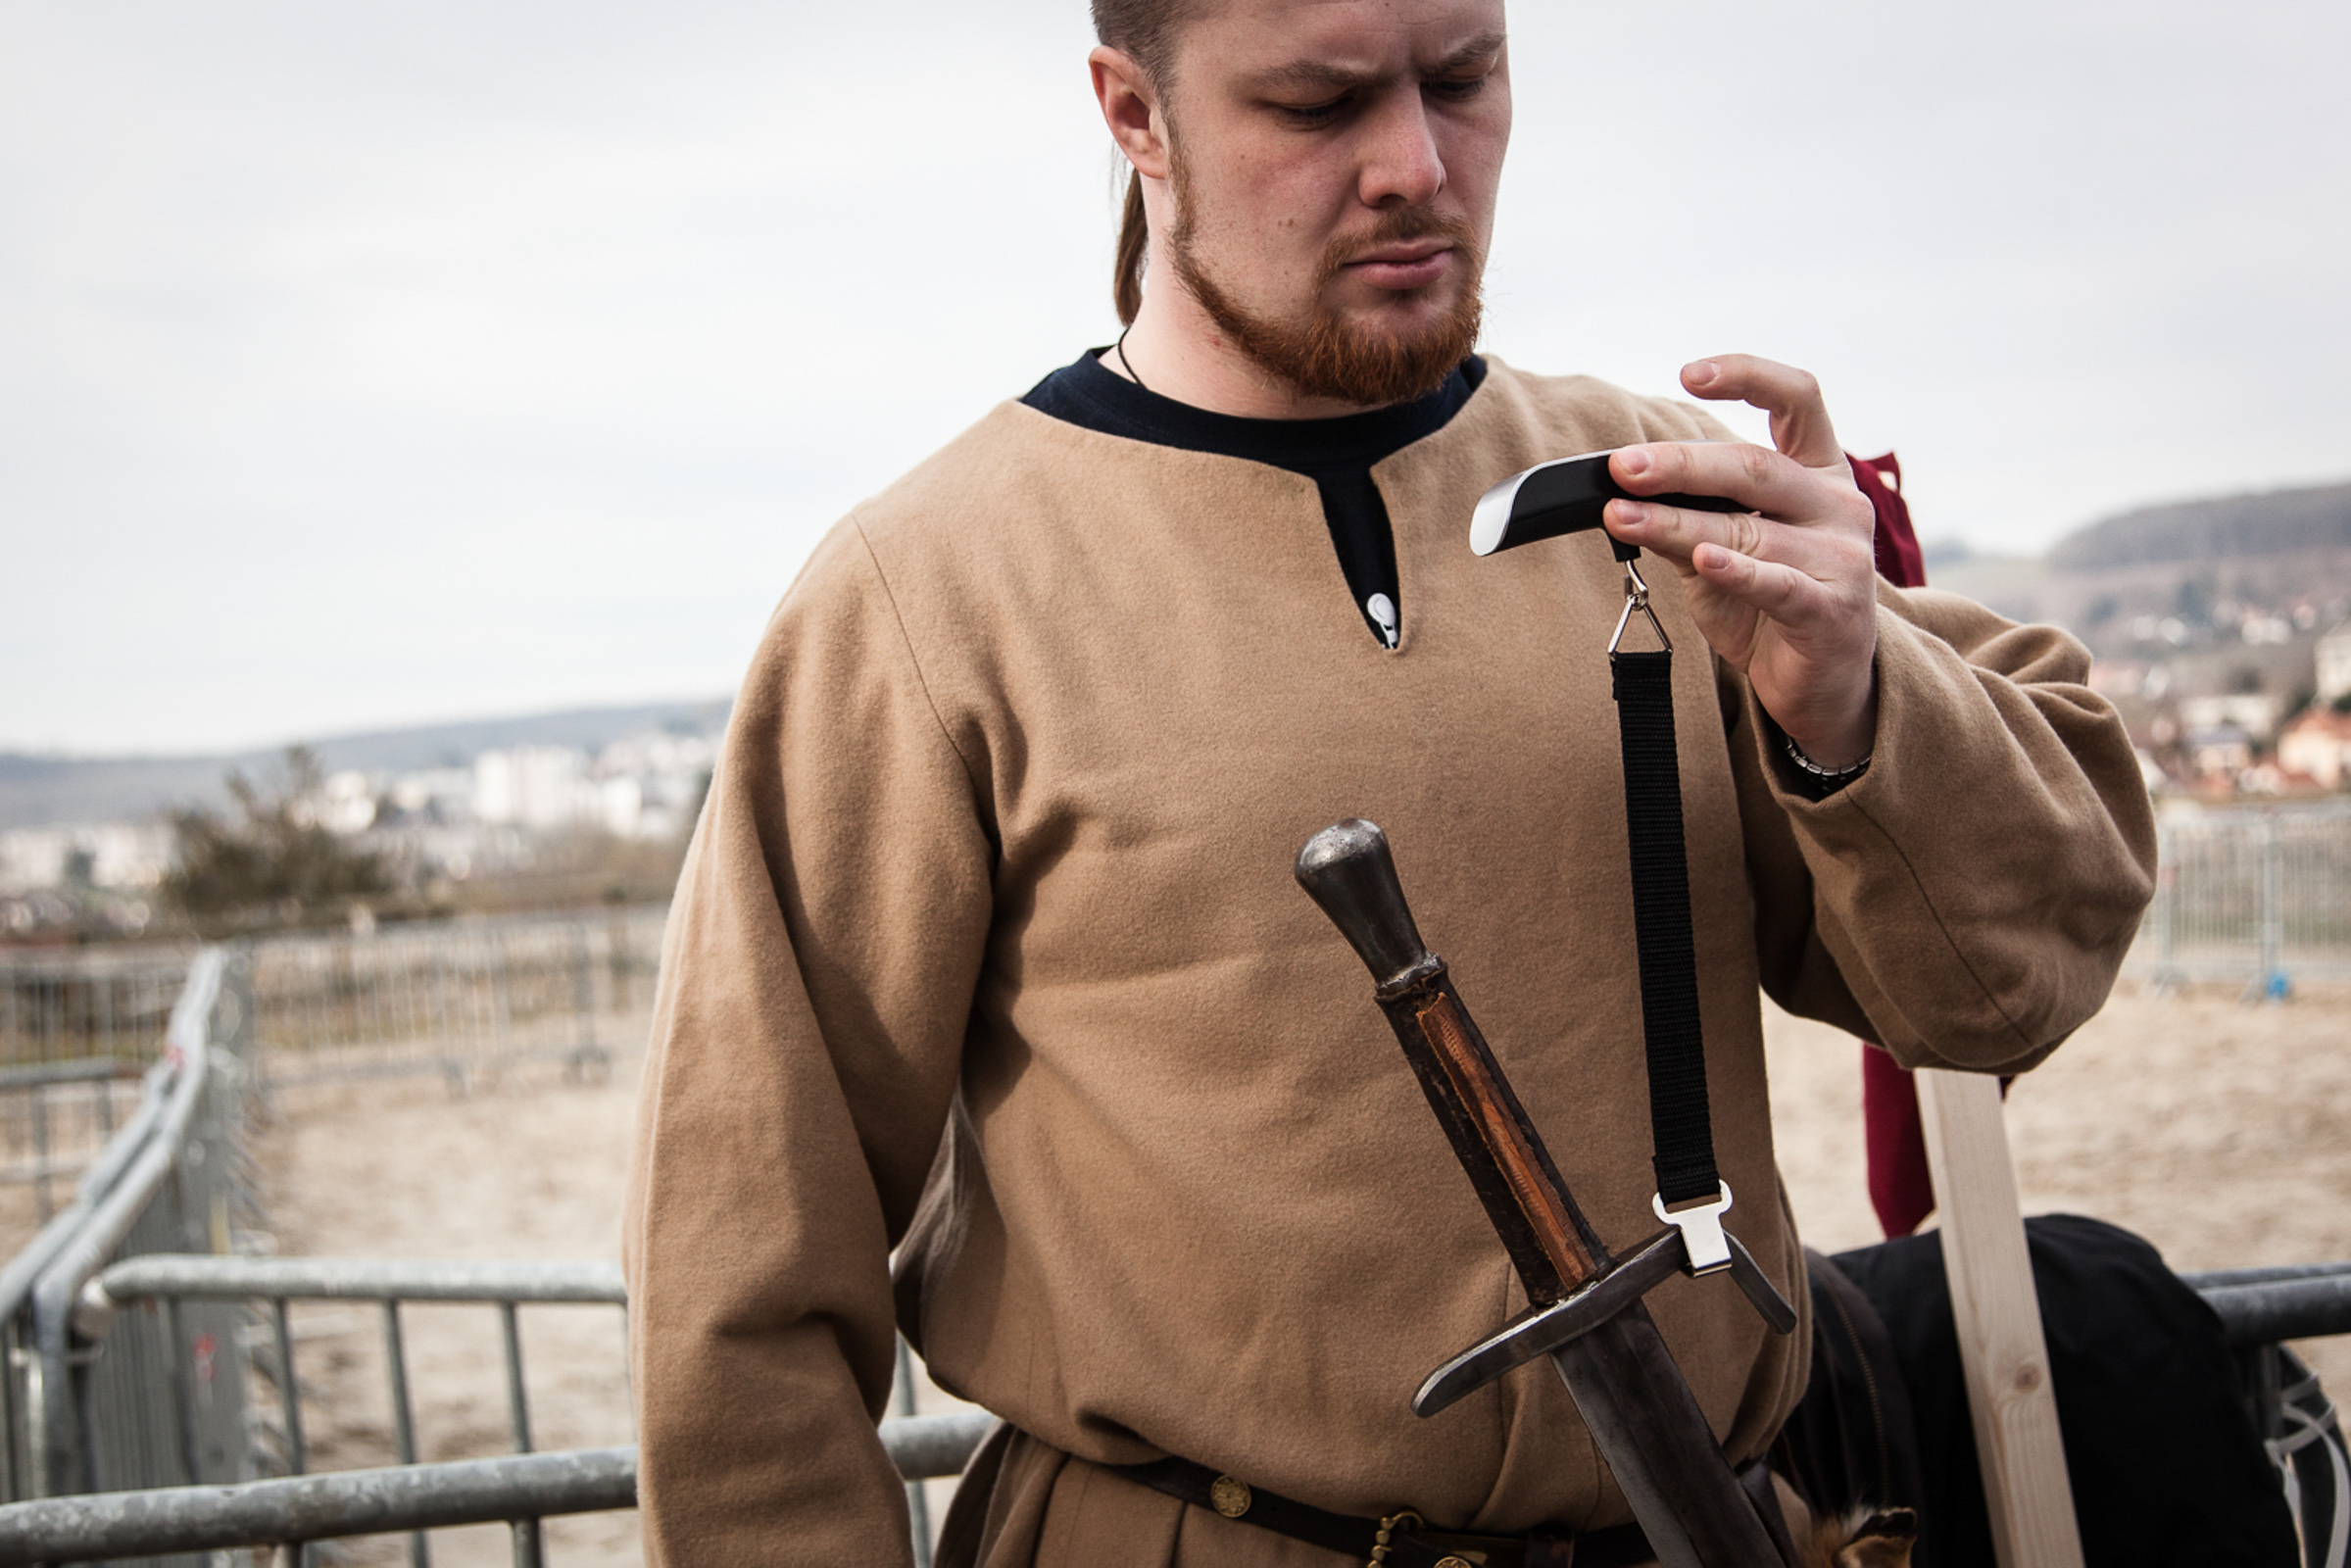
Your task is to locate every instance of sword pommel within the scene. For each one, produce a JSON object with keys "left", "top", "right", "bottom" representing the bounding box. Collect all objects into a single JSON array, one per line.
[{"left": 1294, "top": 819, "right": 1438, "bottom": 994}]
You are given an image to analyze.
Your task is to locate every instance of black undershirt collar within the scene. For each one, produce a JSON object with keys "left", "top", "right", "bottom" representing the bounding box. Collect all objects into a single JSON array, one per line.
[{"left": 1022, "top": 350, "right": 1486, "bottom": 649}]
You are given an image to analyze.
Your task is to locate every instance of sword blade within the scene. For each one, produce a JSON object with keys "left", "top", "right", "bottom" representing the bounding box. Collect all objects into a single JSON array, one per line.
[{"left": 1550, "top": 1303, "right": 1786, "bottom": 1568}]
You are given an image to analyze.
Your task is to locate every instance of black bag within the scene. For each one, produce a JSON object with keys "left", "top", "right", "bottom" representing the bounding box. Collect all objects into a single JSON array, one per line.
[
  {"left": 1774, "top": 1246, "right": 1929, "bottom": 1526},
  {"left": 1776, "top": 1213, "right": 2300, "bottom": 1568}
]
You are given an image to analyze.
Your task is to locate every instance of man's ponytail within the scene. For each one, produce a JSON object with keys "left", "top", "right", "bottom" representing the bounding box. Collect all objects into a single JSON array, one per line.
[
  {"left": 1095, "top": 0, "right": 1192, "bottom": 326},
  {"left": 1113, "top": 166, "right": 1149, "bottom": 326}
]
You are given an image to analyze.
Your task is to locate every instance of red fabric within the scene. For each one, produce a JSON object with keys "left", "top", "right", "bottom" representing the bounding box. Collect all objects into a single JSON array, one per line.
[
  {"left": 1851, "top": 452, "right": 1924, "bottom": 589},
  {"left": 1846, "top": 453, "right": 1938, "bottom": 1238},
  {"left": 1861, "top": 1041, "right": 1933, "bottom": 1237}
]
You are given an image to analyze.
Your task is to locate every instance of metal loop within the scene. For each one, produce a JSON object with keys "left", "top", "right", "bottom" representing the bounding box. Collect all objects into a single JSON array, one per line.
[{"left": 1608, "top": 557, "right": 1672, "bottom": 656}]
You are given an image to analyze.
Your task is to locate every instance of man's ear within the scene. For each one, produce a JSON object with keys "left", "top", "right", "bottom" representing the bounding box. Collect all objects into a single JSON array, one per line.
[{"left": 1089, "top": 46, "right": 1169, "bottom": 179}]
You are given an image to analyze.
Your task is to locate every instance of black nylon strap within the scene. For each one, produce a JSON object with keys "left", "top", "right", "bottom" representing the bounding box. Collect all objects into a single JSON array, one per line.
[{"left": 1610, "top": 646, "right": 1720, "bottom": 1208}]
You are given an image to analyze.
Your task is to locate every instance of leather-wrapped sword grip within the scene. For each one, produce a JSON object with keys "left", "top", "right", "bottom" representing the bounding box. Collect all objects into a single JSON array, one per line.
[{"left": 1297, "top": 819, "right": 1610, "bottom": 1303}]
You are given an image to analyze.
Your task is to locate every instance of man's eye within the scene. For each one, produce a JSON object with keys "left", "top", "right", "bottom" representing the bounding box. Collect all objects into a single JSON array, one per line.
[
  {"left": 1277, "top": 95, "right": 1350, "bottom": 124},
  {"left": 1426, "top": 75, "right": 1487, "bottom": 103}
]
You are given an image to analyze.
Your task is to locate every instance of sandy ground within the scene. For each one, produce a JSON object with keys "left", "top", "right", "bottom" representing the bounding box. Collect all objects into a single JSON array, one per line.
[
  {"left": 255, "top": 1054, "right": 649, "bottom": 1567},
  {"left": 252, "top": 979, "right": 2351, "bottom": 1564}
]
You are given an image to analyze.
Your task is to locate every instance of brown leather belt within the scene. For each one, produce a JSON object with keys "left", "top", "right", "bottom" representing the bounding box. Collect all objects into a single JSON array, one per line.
[{"left": 1110, "top": 1455, "right": 1655, "bottom": 1568}]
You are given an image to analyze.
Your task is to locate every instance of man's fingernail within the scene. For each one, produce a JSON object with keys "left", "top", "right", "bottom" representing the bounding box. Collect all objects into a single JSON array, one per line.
[
  {"left": 1618, "top": 450, "right": 1650, "bottom": 477},
  {"left": 1613, "top": 501, "right": 1647, "bottom": 525},
  {"left": 1687, "top": 360, "right": 1719, "bottom": 386}
]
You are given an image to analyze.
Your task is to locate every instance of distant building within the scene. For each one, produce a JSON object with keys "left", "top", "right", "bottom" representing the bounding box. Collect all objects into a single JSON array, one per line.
[
  {"left": 473, "top": 746, "right": 587, "bottom": 830},
  {"left": 2179, "top": 693, "right": 2282, "bottom": 742},
  {"left": 595, "top": 775, "right": 644, "bottom": 838},
  {"left": 0, "top": 821, "right": 171, "bottom": 894},
  {"left": 2320, "top": 622, "right": 2351, "bottom": 705},
  {"left": 465, "top": 741, "right": 694, "bottom": 839},
  {"left": 2186, "top": 724, "right": 2255, "bottom": 781},
  {"left": 2279, "top": 709, "right": 2351, "bottom": 790}
]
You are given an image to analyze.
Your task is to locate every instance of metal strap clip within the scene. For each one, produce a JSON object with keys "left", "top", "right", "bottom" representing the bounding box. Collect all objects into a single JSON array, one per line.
[
  {"left": 1608, "top": 557, "right": 1672, "bottom": 656},
  {"left": 1653, "top": 1181, "right": 1735, "bottom": 1276}
]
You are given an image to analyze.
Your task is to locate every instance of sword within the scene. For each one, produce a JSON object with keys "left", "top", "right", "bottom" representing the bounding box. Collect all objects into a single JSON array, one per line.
[{"left": 1296, "top": 818, "right": 1798, "bottom": 1568}]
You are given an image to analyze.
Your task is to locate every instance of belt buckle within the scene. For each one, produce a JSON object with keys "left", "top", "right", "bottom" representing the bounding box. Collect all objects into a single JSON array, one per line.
[
  {"left": 1366, "top": 1510, "right": 1423, "bottom": 1566},
  {"left": 1367, "top": 1511, "right": 1487, "bottom": 1568}
]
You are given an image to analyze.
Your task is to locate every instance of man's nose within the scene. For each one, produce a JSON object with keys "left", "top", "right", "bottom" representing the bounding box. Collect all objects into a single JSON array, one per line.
[{"left": 1356, "top": 90, "right": 1446, "bottom": 209}]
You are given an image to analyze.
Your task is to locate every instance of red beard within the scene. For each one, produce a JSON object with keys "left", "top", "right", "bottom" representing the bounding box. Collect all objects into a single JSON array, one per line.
[{"left": 1166, "top": 150, "right": 1486, "bottom": 408}]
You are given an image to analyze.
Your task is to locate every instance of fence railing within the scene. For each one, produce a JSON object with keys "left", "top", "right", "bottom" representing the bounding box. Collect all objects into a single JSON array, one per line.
[
  {"left": 0, "top": 940, "right": 977, "bottom": 1565},
  {"left": 34, "top": 1250, "right": 979, "bottom": 1567},
  {"left": 246, "top": 906, "right": 666, "bottom": 1092},
  {"left": 4, "top": 947, "right": 258, "bottom": 1522},
  {"left": 2, "top": 905, "right": 669, "bottom": 1096},
  {"left": 2137, "top": 803, "right": 2351, "bottom": 990},
  {"left": 0, "top": 947, "right": 191, "bottom": 1070},
  {"left": 82, "top": 1254, "right": 626, "bottom": 1568},
  {"left": 0, "top": 1060, "right": 141, "bottom": 1226},
  {"left": 0, "top": 1416, "right": 995, "bottom": 1567},
  {"left": 0, "top": 908, "right": 668, "bottom": 1331}
]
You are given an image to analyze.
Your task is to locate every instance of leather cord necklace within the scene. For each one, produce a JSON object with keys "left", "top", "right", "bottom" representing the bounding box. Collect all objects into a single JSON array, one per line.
[{"left": 1113, "top": 324, "right": 1149, "bottom": 394}]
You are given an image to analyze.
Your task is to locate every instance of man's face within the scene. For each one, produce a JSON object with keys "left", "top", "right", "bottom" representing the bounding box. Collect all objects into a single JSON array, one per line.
[{"left": 1158, "top": 0, "right": 1510, "bottom": 405}]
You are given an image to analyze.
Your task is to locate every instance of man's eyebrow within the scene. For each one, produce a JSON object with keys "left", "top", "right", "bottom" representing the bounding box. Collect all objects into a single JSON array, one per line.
[
  {"left": 1248, "top": 30, "right": 1506, "bottom": 96},
  {"left": 1431, "top": 31, "right": 1509, "bottom": 75}
]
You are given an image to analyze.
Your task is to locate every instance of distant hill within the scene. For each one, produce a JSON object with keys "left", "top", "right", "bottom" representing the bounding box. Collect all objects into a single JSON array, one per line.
[
  {"left": 2051, "top": 480, "right": 2351, "bottom": 573},
  {"left": 0, "top": 697, "right": 731, "bottom": 832}
]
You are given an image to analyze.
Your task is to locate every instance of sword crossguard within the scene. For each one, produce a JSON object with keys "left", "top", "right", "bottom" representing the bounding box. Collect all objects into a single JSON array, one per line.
[{"left": 1413, "top": 1215, "right": 1798, "bottom": 1419}]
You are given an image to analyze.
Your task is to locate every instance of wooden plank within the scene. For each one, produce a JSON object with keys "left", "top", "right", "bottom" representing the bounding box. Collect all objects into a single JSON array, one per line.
[{"left": 1915, "top": 1066, "right": 2084, "bottom": 1568}]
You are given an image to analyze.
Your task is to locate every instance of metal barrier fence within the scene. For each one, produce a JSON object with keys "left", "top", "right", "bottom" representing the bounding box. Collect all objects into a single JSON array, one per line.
[
  {"left": 0, "top": 1416, "right": 995, "bottom": 1567},
  {"left": 2137, "top": 803, "right": 2351, "bottom": 990},
  {"left": 1, "top": 905, "right": 668, "bottom": 1095},
  {"left": 0, "top": 944, "right": 260, "bottom": 1568},
  {"left": 246, "top": 906, "right": 666, "bottom": 1092},
  {"left": 24, "top": 1249, "right": 972, "bottom": 1568},
  {"left": 86, "top": 1254, "right": 628, "bottom": 1567},
  {"left": 0, "top": 946, "right": 190, "bottom": 1069},
  {"left": 0, "top": 1060, "right": 141, "bottom": 1226},
  {"left": 29, "top": 1251, "right": 980, "bottom": 1566},
  {"left": 0, "top": 908, "right": 661, "bottom": 1268},
  {"left": 0, "top": 940, "right": 978, "bottom": 1566}
]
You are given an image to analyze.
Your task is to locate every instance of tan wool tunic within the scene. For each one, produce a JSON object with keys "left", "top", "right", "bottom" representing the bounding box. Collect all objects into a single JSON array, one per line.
[{"left": 622, "top": 358, "right": 2158, "bottom": 1567}]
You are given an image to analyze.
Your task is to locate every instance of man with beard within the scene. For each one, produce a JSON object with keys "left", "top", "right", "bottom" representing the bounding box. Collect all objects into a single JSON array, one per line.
[{"left": 622, "top": 2, "right": 2155, "bottom": 1564}]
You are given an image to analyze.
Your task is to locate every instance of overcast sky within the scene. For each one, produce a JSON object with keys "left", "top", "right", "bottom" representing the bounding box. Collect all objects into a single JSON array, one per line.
[{"left": 4, "top": 1, "right": 2345, "bottom": 756}]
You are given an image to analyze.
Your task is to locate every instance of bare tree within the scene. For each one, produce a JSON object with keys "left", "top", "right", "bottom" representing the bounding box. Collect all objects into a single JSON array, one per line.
[{"left": 161, "top": 747, "right": 389, "bottom": 932}]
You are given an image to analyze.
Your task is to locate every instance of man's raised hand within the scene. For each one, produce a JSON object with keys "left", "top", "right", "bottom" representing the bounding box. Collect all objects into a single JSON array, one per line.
[{"left": 1601, "top": 355, "right": 1880, "bottom": 770}]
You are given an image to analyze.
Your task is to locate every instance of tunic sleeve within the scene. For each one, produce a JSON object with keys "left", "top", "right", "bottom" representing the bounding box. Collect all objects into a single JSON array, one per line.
[
  {"left": 1729, "top": 582, "right": 2157, "bottom": 1072},
  {"left": 622, "top": 518, "right": 994, "bottom": 1566}
]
